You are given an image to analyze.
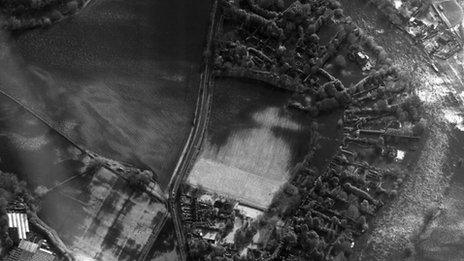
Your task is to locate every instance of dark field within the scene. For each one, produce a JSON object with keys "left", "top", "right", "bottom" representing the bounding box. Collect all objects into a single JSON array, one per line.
[
  {"left": 147, "top": 218, "right": 179, "bottom": 261},
  {"left": 0, "top": 86, "right": 169, "bottom": 261},
  {"left": 0, "top": 0, "right": 212, "bottom": 188}
]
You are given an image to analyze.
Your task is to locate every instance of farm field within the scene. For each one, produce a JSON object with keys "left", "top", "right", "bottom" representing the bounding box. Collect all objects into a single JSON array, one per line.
[
  {"left": 0, "top": 0, "right": 212, "bottom": 188},
  {"left": 39, "top": 167, "right": 167, "bottom": 261},
  {"left": 0, "top": 94, "right": 86, "bottom": 189},
  {"left": 0, "top": 83, "right": 168, "bottom": 261},
  {"left": 187, "top": 78, "right": 316, "bottom": 208}
]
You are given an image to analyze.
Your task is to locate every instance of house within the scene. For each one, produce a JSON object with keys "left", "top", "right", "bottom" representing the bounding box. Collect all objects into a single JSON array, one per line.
[
  {"left": 355, "top": 52, "right": 373, "bottom": 71},
  {"left": 202, "top": 231, "right": 220, "bottom": 243}
]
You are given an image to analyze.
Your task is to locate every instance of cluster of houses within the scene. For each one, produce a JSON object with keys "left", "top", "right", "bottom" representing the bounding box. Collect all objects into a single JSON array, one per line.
[
  {"left": 4, "top": 203, "right": 58, "bottom": 261},
  {"left": 181, "top": 186, "right": 276, "bottom": 259},
  {"left": 394, "top": 0, "right": 463, "bottom": 60}
]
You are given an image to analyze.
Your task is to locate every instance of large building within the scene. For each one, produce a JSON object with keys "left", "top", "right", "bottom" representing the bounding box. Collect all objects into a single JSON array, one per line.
[
  {"left": 5, "top": 240, "right": 58, "bottom": 261},
  {"left": 7, "top": 212, "right": 29, "bottom": 240}
]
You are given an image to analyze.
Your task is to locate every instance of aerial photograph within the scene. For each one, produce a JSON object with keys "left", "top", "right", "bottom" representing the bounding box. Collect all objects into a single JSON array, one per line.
[{"left": 0, "top": 0, "right": 462, "bottom": 260}]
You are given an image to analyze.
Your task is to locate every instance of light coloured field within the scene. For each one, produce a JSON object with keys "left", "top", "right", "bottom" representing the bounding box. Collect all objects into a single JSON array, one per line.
[
  {"left": 188, "top": 158, "right": 282, "bottom": 208},
  {"left": 40, "top": 168, "right": 167, "bottom": 261},
  {"left": 202, "top": 107, "right": 303, "bottom": 182}
]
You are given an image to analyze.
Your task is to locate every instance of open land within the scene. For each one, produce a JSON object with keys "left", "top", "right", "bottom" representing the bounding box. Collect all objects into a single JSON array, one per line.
[{"left": 0, "top": 0, "right": 211, "bottom": 188}]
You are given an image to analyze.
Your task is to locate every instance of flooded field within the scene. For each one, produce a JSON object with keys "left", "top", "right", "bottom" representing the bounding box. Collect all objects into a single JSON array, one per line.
[
  {"left": 40, "top": 167, "right": 167, "bottom": 260},
  {"left": 0, "top": 0, "right": 212, "bottom": 188},
  {"left": 188, "top": 79, "right": 319, "bottom": 208}
]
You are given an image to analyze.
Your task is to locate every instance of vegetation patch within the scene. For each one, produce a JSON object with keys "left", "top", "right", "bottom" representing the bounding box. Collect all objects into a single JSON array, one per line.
[{"left": 0, "top": 0, "right": 89, "bottom": 30}]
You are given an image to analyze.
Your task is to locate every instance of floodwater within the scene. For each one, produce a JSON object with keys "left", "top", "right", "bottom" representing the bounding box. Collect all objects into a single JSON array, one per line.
[
  {"left": 188, "top": 78, "right": 340, "bottom": 208},
  {"left": 0, "top": 0, "right": 212, "bottom": 188}
]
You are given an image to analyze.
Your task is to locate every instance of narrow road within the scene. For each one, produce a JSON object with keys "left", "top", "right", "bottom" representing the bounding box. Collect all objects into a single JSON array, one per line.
[
  {"left": 168, "top": 69, "right": 212, "bottom": 261},
  {"left": 165, "top": 1, "right": 219, "bottom": 260},
  {"left": 137, "top": 212, "right": 169, "bottom": 261}
]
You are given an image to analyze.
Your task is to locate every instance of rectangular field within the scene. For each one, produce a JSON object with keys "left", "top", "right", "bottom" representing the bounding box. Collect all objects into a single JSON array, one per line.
[{"left": 188, "top": 157, "right": 284, "bottom": 209}]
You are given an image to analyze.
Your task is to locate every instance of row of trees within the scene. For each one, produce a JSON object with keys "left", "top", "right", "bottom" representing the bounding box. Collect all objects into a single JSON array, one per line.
[
  {"left": 1, "top": 0, "right": 82, "bottom": 31},
  {"left": 368, "top": 0, "right": 406, "bottom": 25},
  {"left": 0, "top": 0, "right": 82, "bottom": 13}
]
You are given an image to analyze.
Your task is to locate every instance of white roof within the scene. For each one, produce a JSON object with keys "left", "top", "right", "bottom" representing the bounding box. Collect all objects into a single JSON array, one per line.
[
  {"left": 7, "top": 212, "right": 29, "bottom": 239},
  {"left": 203, "top": 231, "right": 218, "bottom": 241},
  {"left": 396, "top": 150, "right": 406, "bottom": 160}
]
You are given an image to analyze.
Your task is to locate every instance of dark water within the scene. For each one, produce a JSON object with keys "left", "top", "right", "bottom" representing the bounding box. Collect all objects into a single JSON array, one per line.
[{"left": 0, "top": 0, "right": 212, "bottom": 189}]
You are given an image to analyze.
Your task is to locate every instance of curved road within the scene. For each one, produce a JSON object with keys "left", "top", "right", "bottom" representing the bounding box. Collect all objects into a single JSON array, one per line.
[
  {"left": 168, "top": 68, "right": 212, "bottom": 261},
  {"left": 166, "top": 0, "right": 219, "bottom": 260}
]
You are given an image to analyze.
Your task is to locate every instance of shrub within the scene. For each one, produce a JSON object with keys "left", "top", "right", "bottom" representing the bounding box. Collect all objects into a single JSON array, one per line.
[
  {"left": 412, "top": 118, "right": 427, "bottom": 136},
  {"left": 334, "top": 54, "right": 346, "bottom": 68},
  {"left": 65, "top": 1, "right": 79, "bottom": 14},
  {"left": 49, "top": 10, "right": 63, "bottom": 21},
  {"left": 324, "top": 82, "right": 337, "bottom": 97}
]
